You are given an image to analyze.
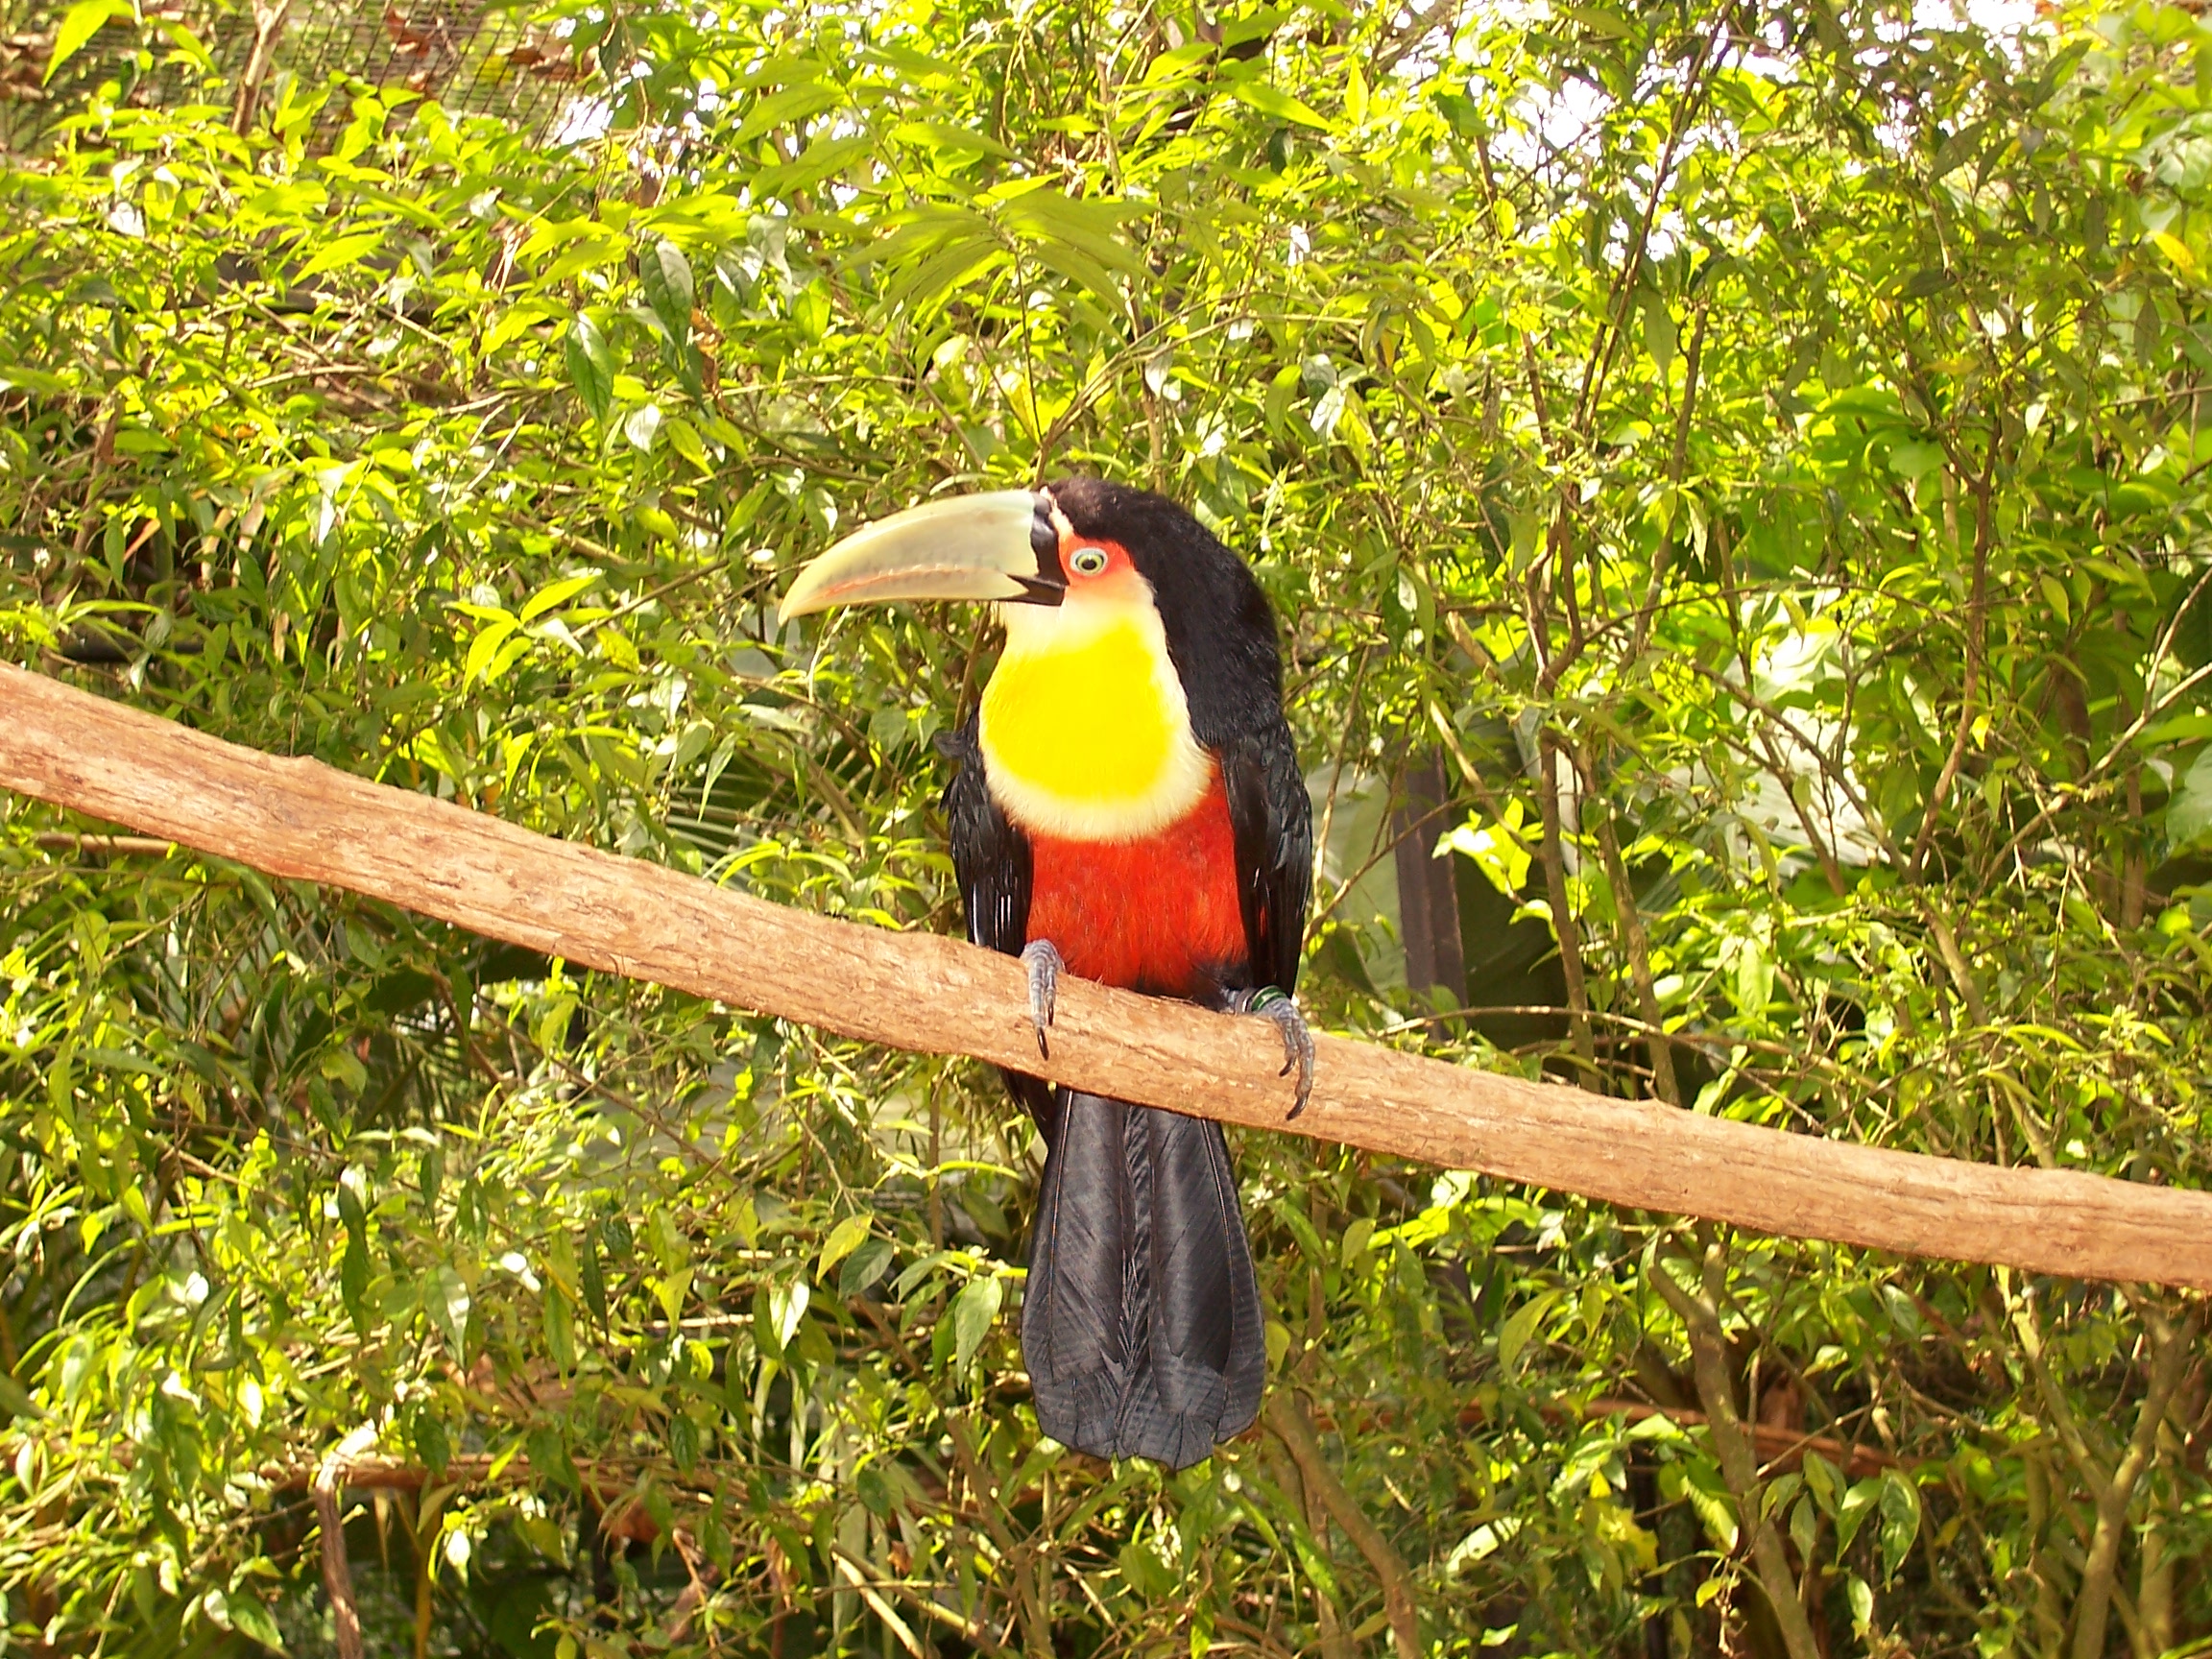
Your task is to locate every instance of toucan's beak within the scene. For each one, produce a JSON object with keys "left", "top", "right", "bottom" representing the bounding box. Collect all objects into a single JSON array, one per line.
[{"left": 777, "top": 489, "right": 1066, "bottom": 625}]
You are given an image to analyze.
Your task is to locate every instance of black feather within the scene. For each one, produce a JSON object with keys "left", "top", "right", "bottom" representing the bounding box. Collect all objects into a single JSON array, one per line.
[
  {"left": 1022, "top": 1093, "right": 1264, "bottom": 1468},
  {"left": 940, "top": 719, "right": 1056, "bottom": 1135}
]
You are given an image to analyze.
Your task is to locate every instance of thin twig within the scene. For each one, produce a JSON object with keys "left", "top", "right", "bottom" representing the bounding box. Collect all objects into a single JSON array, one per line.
[
  {"left": 1264, "top": 1390, "right": 1420, "bottom": 1659},
  {"left": 31, "top": 832, "right": 174, "bottom": 855}
]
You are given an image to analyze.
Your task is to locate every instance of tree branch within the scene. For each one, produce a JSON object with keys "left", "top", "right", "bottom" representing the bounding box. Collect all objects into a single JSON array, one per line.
[
  {"left": 313, "top": 1431, "right": 375, "bottom": 1659},
  {"left": 31, "top": 832, "right": 173, "bottom": 855},
  {"left": 8, "top": 661, "right": 2212, "bottom": 1287},
  {"left": 2068, "top": 1306, "right": 2197, "bottom": 1659},
  {"left": 1534, "top": 730, "right": 1599, "bottom": 1076},
  {"left": 1265, "top": 1390, "right": 1420, "bottom": 1659},
  {"left": 1454, "top": 1395, "right": 1905, "bottom": 1480},
  {"left": 1649, "top": 1245, "right": 1821, "bottom": 1659}
]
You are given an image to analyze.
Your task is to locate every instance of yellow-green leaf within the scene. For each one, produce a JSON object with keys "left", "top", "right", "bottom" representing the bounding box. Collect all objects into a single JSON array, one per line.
[
  {"left": 46, "top": 0, "right": 126, "bottom": 84},
  {"left": 2153, "top": 230, "right": 2202, "bottom": 283},
  {"left": 1225, "top": 79, "right": 1330, "bottom": 131},
  {"left": 1497, "top": 1290, "right": 1556, "bottom": 1371},
  {"left": 464, "top": 618, "right": 519, "bottom": 685},
  {"left": 818, "top": 1213, "right": 872, "bottom": 1279},
  {"left": 519, "top": 571, "right": 602, "bottom": 623},
  {"left": 952, "top": 1275, "right": 1001, "bottom": 1369},
  {"left": 291, "top": 230, "right": 387, "bottom": 283}
]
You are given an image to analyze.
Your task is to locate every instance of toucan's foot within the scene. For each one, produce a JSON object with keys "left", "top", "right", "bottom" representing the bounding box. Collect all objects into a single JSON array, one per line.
[
  {"left": 1231, "top": 988, "right": 1314, "bottom": 1119},
  {"left": 1021, "top": 940, "right": 1064, "bottom": 1061}
]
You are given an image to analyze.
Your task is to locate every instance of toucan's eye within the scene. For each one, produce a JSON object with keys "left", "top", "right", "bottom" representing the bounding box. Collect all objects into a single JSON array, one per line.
[{"left": 1068, "top": 546, "right": 1109, "bottom": 576}]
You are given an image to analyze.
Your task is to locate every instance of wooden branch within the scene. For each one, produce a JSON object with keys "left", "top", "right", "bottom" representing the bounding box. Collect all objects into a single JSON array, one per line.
[
  {"left": 313, "top": 1444, "right": 368, "bottom": 1659},
  {"left": 280, "top": 1453, "right": 677, "bottom": 1543},
  {"left": 1449, "top": 1396, "right": 1904, "bottom": 1480},
  {"left": 7, "top": 661, "right": 2212, "bottom": 1287}
]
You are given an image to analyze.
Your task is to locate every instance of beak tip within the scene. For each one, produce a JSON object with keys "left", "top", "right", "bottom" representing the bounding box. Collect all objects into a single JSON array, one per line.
[{"left": 775, "top": 572, "right": 830, "bottom": 628}]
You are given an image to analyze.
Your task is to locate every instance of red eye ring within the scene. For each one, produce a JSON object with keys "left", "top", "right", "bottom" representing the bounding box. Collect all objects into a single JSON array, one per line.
[{"left": 1068, "top": 545, "right": 1110, "bottom": 576}]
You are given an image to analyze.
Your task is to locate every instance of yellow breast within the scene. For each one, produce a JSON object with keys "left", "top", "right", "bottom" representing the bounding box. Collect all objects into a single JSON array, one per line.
[{"left": 978, "top": 610, "right": 1211, "bottom": 842}]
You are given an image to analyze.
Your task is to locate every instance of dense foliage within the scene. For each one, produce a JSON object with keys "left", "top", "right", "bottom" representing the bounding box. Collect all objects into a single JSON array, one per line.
[{"left": 6, "top": 0, "right": 2212, "bottom": 1652}]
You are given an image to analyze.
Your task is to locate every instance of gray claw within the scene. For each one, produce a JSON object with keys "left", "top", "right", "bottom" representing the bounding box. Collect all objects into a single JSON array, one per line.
[
  {"left": 1021, "top": 940, "right": 1063, "bottom": 1060},
  {"left": 1232, "top": 988, "right": 1314, "bottom": 1119}
]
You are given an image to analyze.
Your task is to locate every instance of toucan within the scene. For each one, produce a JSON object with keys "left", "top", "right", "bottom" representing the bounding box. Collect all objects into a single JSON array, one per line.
[{"left": 781, "top": 476, "right": 1312, "bottom": 1468}]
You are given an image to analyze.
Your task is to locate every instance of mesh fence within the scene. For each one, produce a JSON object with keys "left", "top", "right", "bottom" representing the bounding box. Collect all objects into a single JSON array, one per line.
[{"left": 0, "top": 0, "right": 594, "bottom": 153}]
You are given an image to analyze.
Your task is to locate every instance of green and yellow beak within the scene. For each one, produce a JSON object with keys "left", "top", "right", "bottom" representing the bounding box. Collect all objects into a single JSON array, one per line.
[{"left": 777, "top": 488, "right": 1067, "bottom": 625}]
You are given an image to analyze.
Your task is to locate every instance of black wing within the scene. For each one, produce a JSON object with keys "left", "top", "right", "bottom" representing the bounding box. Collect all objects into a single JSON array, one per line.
[
  {"left": 939, "top": 718, "right": 1057, "bottom": 1131},
  {"left": 940, "top": 716, "right": 1029, "bottom": 955},
  {"left": 1219, "top": 713, "right": 1311, "bottom": 999}
]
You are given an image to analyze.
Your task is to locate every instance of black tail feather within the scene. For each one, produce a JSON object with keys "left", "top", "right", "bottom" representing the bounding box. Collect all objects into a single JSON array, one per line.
[{"left": 1022, "top": 1092, "right": 1264, "bottom": 1468}]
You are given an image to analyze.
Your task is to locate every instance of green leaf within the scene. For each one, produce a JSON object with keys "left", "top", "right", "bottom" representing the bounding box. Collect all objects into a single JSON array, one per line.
[
  {"left": 891, "top": 119, "right": 1018, "bottom": 160},
  {"left": 652, "top": 1267, "right": 691, "bottom": 1322},
  {"left": 1441, "top": 803, "right": 1533, "bottom": 894},
  {"left": 1681, "top": 1460, "right": 1738, "bottom": 1551},
  {"left": 0, "top": 1371, "right": 42, "bottom": 1420},
  {"left": 818, "top": 1213, "right": 872, "bottom": 1280},
  {"left": 759, "top": 132, "right": 874, "bottom": 195},
  {"left": 2169, "top": 749, "right": 2212, "bottom": 847},
  {"left": 951, "top": 1275, "right": 1002, "bottom": 1369},
  {"left": 1887, "top": 440, "right": 1944, "bottom": 481},
  {"left": 1225, "top": 79, "right": 1330, "bottom": 130},
  {"left": 291, "top": 230, "right": 386, "bottom": 283},
  {"left": 638, "top": 238, "right": 695, "bottom": 348},
  {"left": 0, "top": 365, "right": 70, "bottom": 395},
  {"left": 543, "top": 1284, "right": 576, "bottom": 1372},
  {"left": 1836, "top": 1477, "right": 1881, "bottom": 1553},
  {"left": 519, "top": 570, "right": 603, "bottom": 622},
  {"left": 45, "top": 0, "right": 126, "bottom": 84},
  {"left": 669, "top": 1410, "right": 700, "bottom": 1472},
  {"left": 228, "top": 1593, "right": 287, "bottom": 1652},
  {"left": 565, "top": 314, "right": 613, "bottom": 425},
  {"left": 1339, "top": 1215, "right": 1375, "bottom": 1268},
  {"left": 1023, "top": 241, "right": 1124, "bottom": 308},
  {"left": 997, "top": 192, "right": 1147, "bottom": 275},
  {"left": 1845, "top": 1574, "right": 1874, "bottom": 1636},
  {"left": 838, "top": 1236, "right": 894, "bottom": 1297},
  {"left": 666, "top": 417, "right": 710, "bottom": 470},
  {"left": 334, "top": 1177, "right": 367, "bottom": 1241},
  {"left": 1270, "top": 1197, "right": 1326, "bottom": 1263},
  {"left": 624, "top": 403, "right": 663, "bottom": 452},
  {"left": 1790, "top": 1493, "right": 1816, "bottom": 1560},
  {"left": 340, "top": 1236, "right": 370, "bottom": 1333},
  {"left": 769, "top": 1280, "right": 809, "bottom": 1352},
  {"left": 579, "top": 1229, "right": 608, "bottom": 1324},
  {"left": 463, "top": 617, "right": 519, "bottom": 685},
  {"left": 1496, "top": 1290, "right": 1555, "bottom": 1371},
  {"left": 427, "top": 1264, "right": 470, "bottom": 1357},
  {"left": 878, "top": 228, "right": 1006, "bottom": 316},
  {"left": 1556, "top": 4, "right": 1636, "bottom": 37},
  {"left": 1877, "top": 1470, "right": 1921, "bottom": 1580},
  {"left": 733, "top": 79, "right": 841, "bottom": 144},
  {"left": 414, "top": 1414, "right": 449, "bottom": 1475},
  {"left": 526, "top": 1425, "right": 579, "bottom": 1490}
]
